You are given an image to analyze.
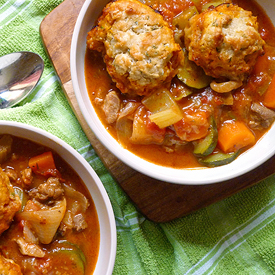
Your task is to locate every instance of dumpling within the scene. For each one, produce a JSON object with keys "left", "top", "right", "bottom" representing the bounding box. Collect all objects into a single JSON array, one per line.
[
  {"left": 184, "top": 3, "right": 265, "bottom": 82},
  {"left": 87, "top": 0, "right": 183, "bottom": 96},
  {"left": 0, "top": 168, "right": 21, "bottom": 235}
]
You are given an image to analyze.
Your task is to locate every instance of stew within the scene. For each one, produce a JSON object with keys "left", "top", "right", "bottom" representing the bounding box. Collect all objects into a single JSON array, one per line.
[
  {"left": 85, "top": 0, "right": 275, "bottom": 168},
  {"left": 0, "top": 135, "right": 100, "bottom": 274}
]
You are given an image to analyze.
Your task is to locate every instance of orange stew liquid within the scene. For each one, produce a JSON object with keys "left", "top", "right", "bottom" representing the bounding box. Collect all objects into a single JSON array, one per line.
[{"left": 85, "top": 0, "right": 275, "bottom": 169}]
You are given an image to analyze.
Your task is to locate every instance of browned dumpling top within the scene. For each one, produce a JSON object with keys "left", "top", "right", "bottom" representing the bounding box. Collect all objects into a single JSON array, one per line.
[
  {"left": 184, "top": 3, "right": 265, "bottom": 82},
  {"left": 87, "top": 0, "right": 183, "bottom": 96}
]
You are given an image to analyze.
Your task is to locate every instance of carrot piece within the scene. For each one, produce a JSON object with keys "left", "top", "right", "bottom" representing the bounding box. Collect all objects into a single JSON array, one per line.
[
  {"left": 218, "top": 120, "right": 255, "bottom": 153},
  {"left": 252, "top": 52, "right": 269, "bottom": 76},
  {"left": 28, "top": 151, "right": 56, "bottom": 175},
  {"left": 263, "top": 73, "right": 275, "bottom": 109}
]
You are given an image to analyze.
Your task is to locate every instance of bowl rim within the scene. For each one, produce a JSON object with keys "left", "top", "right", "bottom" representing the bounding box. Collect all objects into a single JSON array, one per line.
[
  {"left": 71, "top": 0, "right": 275, "bottom": 185},
  {"left": 0, "top": 120, "right": 117, "bottom": 275}
]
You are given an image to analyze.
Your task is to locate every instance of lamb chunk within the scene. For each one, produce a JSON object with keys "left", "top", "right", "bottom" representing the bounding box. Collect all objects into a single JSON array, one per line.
[
  {"left": 251, "top": 102, "right": 275, "bottom": 120},
  {"left": 73, "top": 213, "right": 88, "bottom": 232},
  {"left": 28, "top": 177, "right": 64, "bottom": 202},
  {"left": 59, "top": 211, "right": 74, "bottom": 236},
  {"left": 16, "top": 237, "right": 45, "bottom": 258},
  {"left": 59, "top": 211, "right": 88, "bottom": 235},
  {"left": 103, "top": 91, "right": 121, "bottom": 124},
  {"left": 20, "top": 168, "right": 33, "bottom": 186},
  {"left": 249, "top": 102, "right": 275, "bottom": 129},
  {"left": 5, "top": 168, "right": 18, "bottom": 182}
]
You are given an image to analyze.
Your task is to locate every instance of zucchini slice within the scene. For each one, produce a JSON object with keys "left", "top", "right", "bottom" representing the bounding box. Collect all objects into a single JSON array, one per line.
[
  {"left": 193, "top": 117, "right": 218, "bottom": 156},
  {"left": 177, "top": 49, "right": 212, "bottom": 89},
  {"left": 198, "top": 151, "right": 240, "bottom": 167},
  {"left": 172, "top": 5, "right": 199, "bottom": 30},
  {"left": 50, "top": 240, "right": 86, "bottom": 274}
]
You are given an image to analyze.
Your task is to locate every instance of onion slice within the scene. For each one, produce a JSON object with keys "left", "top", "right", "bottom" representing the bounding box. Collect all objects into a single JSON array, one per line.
[
  {"left": 17, "top": 198, "right": 66, "bottom": 244},
  {"left": 63, "top": 184, "right": 89, "bottom": 212}
]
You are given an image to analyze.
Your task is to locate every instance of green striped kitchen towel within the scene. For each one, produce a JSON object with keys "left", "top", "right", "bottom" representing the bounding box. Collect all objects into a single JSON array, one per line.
[{"left": 1, "top": 0, "right": 275, "bottom": 274}]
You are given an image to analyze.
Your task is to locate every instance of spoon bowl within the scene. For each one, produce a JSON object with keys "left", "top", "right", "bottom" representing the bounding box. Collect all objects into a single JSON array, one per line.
[{"left": 0, "top": 51, "right": 44, "bottom": 108}]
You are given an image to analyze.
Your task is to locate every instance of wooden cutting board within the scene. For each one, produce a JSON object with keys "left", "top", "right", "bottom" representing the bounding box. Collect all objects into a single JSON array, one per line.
[{"left": 40, "top": 0, "right": 275, "bottom": 223}]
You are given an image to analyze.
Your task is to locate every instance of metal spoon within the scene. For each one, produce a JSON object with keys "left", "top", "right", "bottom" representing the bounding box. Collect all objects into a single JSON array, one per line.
[{"left": 0, "top": 51, "right": 44, "bottom": 108}]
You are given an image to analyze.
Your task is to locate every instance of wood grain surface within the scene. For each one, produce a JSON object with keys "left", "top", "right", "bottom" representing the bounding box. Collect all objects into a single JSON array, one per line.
[{"left": 39, "top": 0, "right": 275, "bottom": 223}]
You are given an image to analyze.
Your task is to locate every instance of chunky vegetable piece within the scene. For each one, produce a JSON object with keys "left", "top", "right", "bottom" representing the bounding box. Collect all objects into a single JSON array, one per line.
[
  {"left": 28, "top": 151, "right": 60, "bottom": 177},
  {"left": 198, "top": 151, "right": 240, "bottom": 167},
  {"left": 142, "top": 89, "right": 183, "bottom": 128},
  {"left": 130, "top": 106, "right": 166, "bottom": 144},
  {"left": 177, "top": 49, "right": 212, "bottom": 89},
  {"left": 218, "top": 121, "right": 256, "bottom": 153},
  {"left": 171, "top": 80, "right": 193, "bottom": 101},
  {"left": 51, "top": 241, "right": 87, "bottom": 275},
  {"left": 174, "top": 110, "right": 210, "bottom": 142},
  {"left": 193, "top": 117, "right": 218, "bottom": 156},
  {"left": 172, "top": 5, "right": 199, "bottom": 31},
  {"left": 263, "top": 73, "right": 275, "bottom": 109},
  {"left": 17, "top": 198, "right": 67, "bottom": 244}
]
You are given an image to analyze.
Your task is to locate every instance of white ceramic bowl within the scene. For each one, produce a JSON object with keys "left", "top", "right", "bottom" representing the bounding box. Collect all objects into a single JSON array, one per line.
[
  {"left": 0, "top": 121, "right": 116, "bottom": 275},
  {"left": 71, "top": 0, "right": 275, "bottom": 185}
]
